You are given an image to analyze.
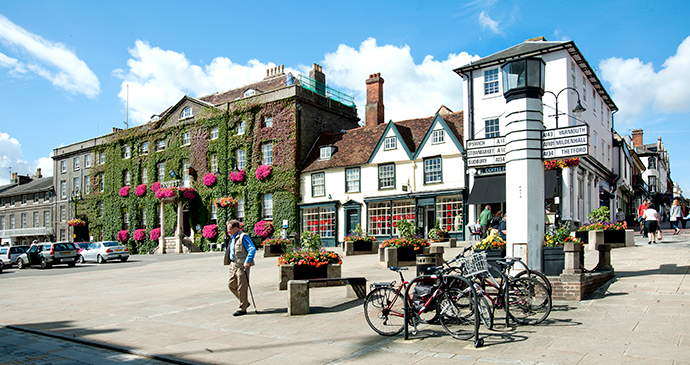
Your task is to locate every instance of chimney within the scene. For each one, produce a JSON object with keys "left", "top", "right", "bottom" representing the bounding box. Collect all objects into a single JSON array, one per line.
[
  {"left": 34, "top": 168, "right": 42, "bottom": 179},
  {"left": 365, "top": 73, "right": 384, "bottom": 128},
  {"left": 632, "top": 129, "right": 643, "bottom": 147},
  {"left": 11, "top": 172, "right": 17, "bottom": 183},
  {"left": 309, "top": 63, "right": 326, "bottom": 96}
]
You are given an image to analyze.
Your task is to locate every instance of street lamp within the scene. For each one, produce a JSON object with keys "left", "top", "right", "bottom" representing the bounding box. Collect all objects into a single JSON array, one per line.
[
  {"left": 69, "top": 191, "right": 83, "bottom": 218},
  {"left": 215, "top": 157, "right": 239, "bottom": 197},
  {"left": 544, "top": 87, "right": 586, "bottom": 128}
]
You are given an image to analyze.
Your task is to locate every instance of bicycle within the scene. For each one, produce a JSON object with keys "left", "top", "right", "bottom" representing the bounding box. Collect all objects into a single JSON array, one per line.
[
  {"left": 363, "top": 265, "right": 478, "bottom": 342},
  {"left": 453, "top": 251, "right": 552, "bottom": 329}
]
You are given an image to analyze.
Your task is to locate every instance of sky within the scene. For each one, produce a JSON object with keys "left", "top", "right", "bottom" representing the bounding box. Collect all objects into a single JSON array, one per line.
[{"left": 1, "top": 0, "right": 689, "bottom": 192}]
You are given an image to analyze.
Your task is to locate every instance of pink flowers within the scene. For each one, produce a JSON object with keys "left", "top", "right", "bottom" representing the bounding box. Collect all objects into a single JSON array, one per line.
[
  {"left": 256, "top": 165, "right": 272, "bottom": 181},
  {"left": 150, "top": 228, "right": 161, "bottom": 241},
  {"left": 151, "top": 181, "right": 161, "bottom": 192},
  {"left": 202, "top": 172, "right": 216, "bottom": 187},
  {"left": 133, "top": 229, "right": 146, "bottom": 241},
  {"left": 229, "top": 169, "right": 246, "bottom": 183},
  {"left": 119, "top": 186, "right": 130, "bottom": 197},
  {"left": 180, "top": 187, "right": 196, "bottom": 200},
  {"left": 117, "top": 230, "right": 129, "bottom": 242},
  {"left": 135, "top": 184, "right": 147, "bottom": 197},
  {"left": 202, "top": 224, "right": 218, "bottom": 239},
  {"left": 254, "top": 220, "right": 274, "bottom": 238},
  {"left": 155, "top": 187, "right": 177, "bottom": 199}
]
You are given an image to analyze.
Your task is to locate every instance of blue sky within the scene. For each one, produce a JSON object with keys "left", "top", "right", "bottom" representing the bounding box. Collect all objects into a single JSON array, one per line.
[{"left": 1, "top": 0, "right": 689, "bottom": 193}]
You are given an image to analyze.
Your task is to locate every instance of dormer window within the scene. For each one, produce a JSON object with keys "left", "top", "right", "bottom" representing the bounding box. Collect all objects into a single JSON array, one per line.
[
  {"left": 180, "top": 107, "right": 193, "bottom": 120},
  {"left": 244, "top": 89, "right": 256, "bottom": 98},
  {"left": 384, "top": 136, "right": 397, "bottom": 150},
  {"left": 320, "top": 146, "right": 334, "bottom": 160},
  {"left": 151, "top": 115, "right": 160, "bottom": 122}
]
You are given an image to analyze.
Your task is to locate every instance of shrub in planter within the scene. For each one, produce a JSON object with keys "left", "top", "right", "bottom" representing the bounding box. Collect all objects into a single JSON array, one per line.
[
  {"left": 428, "top": 221, "right": 447, "bottom": 240},
  {"left": 255, "top": 220, "right": 273, "bottom": 238},
  {"left": 229, "top": 169, "right": 246, "bottom": 183},
  {"left": 133, "top": 229, "right": 146, "bottom": 241},
  {"left": 214, "top": 196, "right": 238, "bottom": 209},
  {"left": 155, "top": 187, "right": 177, "bottom": 199},
  {"left": 67, "top": 218, "right": 86, "bottom": 227}
]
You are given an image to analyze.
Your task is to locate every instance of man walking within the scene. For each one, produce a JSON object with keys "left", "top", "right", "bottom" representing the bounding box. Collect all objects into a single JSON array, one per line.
[
  {"left": 638, "top": 200, "right": 648, "bottom": 238},
  {"left": 224, "top": 220, "right": 256, "bottom": 316},
  {"left": 478, "top": 205, "right": 492, "bottom": 239}
]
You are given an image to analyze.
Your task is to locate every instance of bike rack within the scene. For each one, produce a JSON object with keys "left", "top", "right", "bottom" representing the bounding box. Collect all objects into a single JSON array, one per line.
[{"left": 403, "top": 274, "right": 483, "bottom": 347}]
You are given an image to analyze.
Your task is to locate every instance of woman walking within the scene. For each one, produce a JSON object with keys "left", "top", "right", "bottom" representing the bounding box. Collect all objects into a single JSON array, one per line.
[
  {"left": 642, "top": 203, "right": 659, "bottom": 244},
  {"left": 670, "top": 199, "right": 682, "bottom": 235}
]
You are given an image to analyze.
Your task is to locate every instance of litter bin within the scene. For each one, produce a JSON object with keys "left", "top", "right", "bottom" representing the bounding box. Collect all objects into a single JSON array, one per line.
[{"left": 416, "top": 254, "right": 437, "bottom": 276}]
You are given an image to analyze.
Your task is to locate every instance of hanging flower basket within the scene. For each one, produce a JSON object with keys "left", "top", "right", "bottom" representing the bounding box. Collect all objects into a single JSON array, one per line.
[
  {"left": 202, "top": 224, "right": 219, "bottom": 240},
  {"left": 254, "top": 220, "right": 273, "bottom": 238},
  {"left": 229, "top": 169, "right": 246, "bottom": 183},
  {"left": 214, "top": 196, "right": 238, "bottom": 208},
  {"left": 151, "top": 181, "right": 161, "bottom": 192},
  {"left": 135, "top": 184, "right": 147, "bottom": 197},
  {"left": 67, "top": 218, "right": 86, "bottom": 227},
  {"left": 150, "top": 227, "right": 161, "bottom": 241},
  {"left": 179, "top": 187, "right": 196, "bottom": 200},
  {"left": 202, "top": 173, "right": 216, "bottom": 187},
  {"left": 256, "top": 165, "right": 272, "bottom": 181},
  {"left": 119, "top": 186, "right": 130, "bottom": 197},
  {"left": 117, "top": 230, "right": 129, "bottom": 242},
  {"left": 133, "top": 229, "right": 146, "bottom": 241},
  {"left": 544, "top": 157, "right": 580, "bottom": 171},
  {"left": 155, "top": 187, "right": 177, "bottom": 199}
]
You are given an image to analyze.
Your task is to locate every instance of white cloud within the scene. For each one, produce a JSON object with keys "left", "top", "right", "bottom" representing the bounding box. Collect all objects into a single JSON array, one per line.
[
  {"left": 600, "top": 35, "right": 690, "bottom": 122},
  {"left": 321, "top": 38, "right": 479, "bottom": 122},
  {"left": 0, "top": 14, "right": 100, "bottom": 98},
  {"left": 114, "top": 40, "right": 297, "bottom": 125},
  {"left": 478, "top": 11, "right": 501, "bottom": 34},
  {"left": 0, "top": 131, "right": 32, "bottom": 185}
]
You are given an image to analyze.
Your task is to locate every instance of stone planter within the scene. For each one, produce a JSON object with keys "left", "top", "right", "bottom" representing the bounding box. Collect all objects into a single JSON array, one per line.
[
  {"left": 344, "top": 240, "right": 378, "bottom": 256},
  {"left": 382, "top": 246, "right": 430, "bottom": 267},
  {"left": 578, "top": 230, "right": 627, "bottom": 250},
  {"left": 279, "top": 263, "right": 341, "bottom": 290},
  {"left": 262, "top": 244, "right": 284, "bottom": 258},
  {"left": 603, "top": 230, "right": 626, "bottom": 248},
  {"left": 543, "top": 246, "right": 565, "bottom": 276}
]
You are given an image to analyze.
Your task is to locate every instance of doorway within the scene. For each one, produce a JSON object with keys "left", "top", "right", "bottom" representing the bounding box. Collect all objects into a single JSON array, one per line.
[
  {"left": 416, "top": 198, "right": 436, "bottom": 238},
  {"left": 345, "top": 209, "right": 360, "bottom": 235}
]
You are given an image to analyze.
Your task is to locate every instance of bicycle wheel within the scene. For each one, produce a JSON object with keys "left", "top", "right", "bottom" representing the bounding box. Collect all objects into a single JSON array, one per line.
[
  {"left": 409, "top": 281, "right": 439, "bottom": 324},
  {"left": 364, "top": 287, "right": 405, "bottom": 336},
  {"left": 506, "top": 277, "right": 552, "bottom": 325},
  {"left": 477, "top": 294, "right": 494, "bottom": 330},
  {"left": 438, "top": 287, "right": 476, "bottom": 340},
  {"left": 514, "top": 269, "right": 553, "bottom": 294}
]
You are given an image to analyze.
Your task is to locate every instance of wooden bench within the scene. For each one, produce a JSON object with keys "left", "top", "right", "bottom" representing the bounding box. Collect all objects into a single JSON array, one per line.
[{"left": 287, "top": 277, "right": 367, "bottom": 316}]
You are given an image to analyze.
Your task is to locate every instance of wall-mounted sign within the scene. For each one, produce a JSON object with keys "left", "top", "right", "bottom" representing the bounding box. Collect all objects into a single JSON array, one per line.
[
  {"left": 541, "top": 125, "right": 589, "bottom": 159},
  {"left": 466, "top": 137, "right": 505, "bottom": 167}
]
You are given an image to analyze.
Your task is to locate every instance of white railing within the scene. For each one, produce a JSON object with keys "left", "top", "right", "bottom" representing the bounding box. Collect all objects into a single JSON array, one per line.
[{"left": 0, "top": 227, "right": 55, "bottom": 237}]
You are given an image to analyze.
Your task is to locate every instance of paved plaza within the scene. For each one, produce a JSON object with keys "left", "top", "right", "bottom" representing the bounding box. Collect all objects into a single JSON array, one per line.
[{"left": 1, "top": 229, "right": 689, "bottom": 365}]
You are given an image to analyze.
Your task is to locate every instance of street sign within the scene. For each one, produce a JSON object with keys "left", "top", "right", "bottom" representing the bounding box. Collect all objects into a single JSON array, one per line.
[
  {"left": 541, "top": 124, "right": 589, "bottom": 159},
  {"left": 542, "top": 125, "right": 587, "bottom": 140},
  {"left": 542, "top": 145, "right": 589, "bottom": 159},
  {"left": 542, "top": 136, "right": 588, "bottom": 149},
  {"left": 466, "top": 137, "right": 505, "bottom": 167}
]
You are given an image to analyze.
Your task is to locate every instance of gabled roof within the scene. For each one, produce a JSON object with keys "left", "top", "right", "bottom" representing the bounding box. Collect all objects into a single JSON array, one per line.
[
  {"left": 453, "top": 38, "right": 618, "bottom": 112},
  {"left": 199, "top": 73, "right": 290, "bottom": 106},
  {"left": 301, "top": 110, "right": 464, "bottom": 173},
  {"left": 157, "top": 95, "right": 215, "bottom": 120},
  {"left": 0, "top": 177, "right": 53, "bottom": 197}
]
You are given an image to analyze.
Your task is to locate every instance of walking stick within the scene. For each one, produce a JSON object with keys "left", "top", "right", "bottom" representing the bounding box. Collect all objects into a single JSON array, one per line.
[{"left": 244, "top": 269, "right": 258, "bottom": 313}]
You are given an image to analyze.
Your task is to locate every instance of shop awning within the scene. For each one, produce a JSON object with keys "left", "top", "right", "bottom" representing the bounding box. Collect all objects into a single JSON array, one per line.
[{"left": 467, "top": 175, "right": 506, "bottom": 205}]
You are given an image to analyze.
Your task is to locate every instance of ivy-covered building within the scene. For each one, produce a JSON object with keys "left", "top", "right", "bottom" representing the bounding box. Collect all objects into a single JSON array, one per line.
[{"left": 52, "top": 64, "right": 359, "bottom": 252}]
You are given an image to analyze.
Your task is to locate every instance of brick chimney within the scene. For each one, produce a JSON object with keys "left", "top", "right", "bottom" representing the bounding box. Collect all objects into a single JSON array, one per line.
[
  {"left": 365, "top": 73, "right": 384, "bottom": 128},
  {"left": 632, "top": 129, "right": 643, "bottom": 147},
  {"left": 309, "top": 63, "right": 326, "bottom": 96},
  {"left": 34, "top": 168, "right": 42, "bottom": 179}
]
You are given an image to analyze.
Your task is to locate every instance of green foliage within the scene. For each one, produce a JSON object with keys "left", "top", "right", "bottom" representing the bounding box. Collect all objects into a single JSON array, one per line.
[
  {"left": 300, "top": 230, "right": 324, "bottom": 251},
  {"left": 588, "top": 206, "right": 610, "bottom": 224},
  {"left": 396, "top": 218, "right": 416, "bottom": 238}
]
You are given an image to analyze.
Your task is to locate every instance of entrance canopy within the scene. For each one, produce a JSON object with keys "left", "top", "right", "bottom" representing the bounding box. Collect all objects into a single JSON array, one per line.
[{"left": 467, "top": 175, "right": 506, "bottom": 205}]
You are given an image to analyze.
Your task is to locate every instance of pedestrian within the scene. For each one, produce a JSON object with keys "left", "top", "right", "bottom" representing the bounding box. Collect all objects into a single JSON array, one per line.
[
  {"left": 670, "top": 199, "right": 682, "bottom": 235},
  {"left": 490, "top": 210, "right": 503, "bottom": 236},
  {"left": 223, "top": 219, "right": 256, "bottom": 316},
  {"left": 478, "top": 205, "right": 492, "bottom": 239},
  {"left": 498, "top": 214, "right": 507, "bottom": 241},
  {"left": 642, "top": 203, "right": 659, "bottom": 244},
  {"left": 615, "top": 208, "right": 626, "bottom": 223},
  {"left": 638, "top": 200, "right": 648, "bottom": 238},
  {"left": 682, "top": 204, "right": 688, "bottom": 229}
]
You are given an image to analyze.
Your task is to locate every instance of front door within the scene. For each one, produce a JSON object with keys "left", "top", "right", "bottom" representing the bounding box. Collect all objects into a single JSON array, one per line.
[{"left": 346, "top": 210, "right": 359, "bottom": 235}]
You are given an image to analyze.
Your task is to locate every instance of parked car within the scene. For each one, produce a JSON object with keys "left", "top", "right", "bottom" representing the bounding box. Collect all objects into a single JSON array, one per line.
[
  {"left": 17, "top": 243, "right": 78, "bottom": 269},
  {"left": 0, "top": 259, "right": 3, "bottom": 273},
  {"left": 0, "top": 245, "right": 29, "bottom": 268},
  {"left": 77, "top": 241, "right": 130, "bottom": 264},
  {"left": 73, "top": 242, "right": 91, "bottom": 253}
]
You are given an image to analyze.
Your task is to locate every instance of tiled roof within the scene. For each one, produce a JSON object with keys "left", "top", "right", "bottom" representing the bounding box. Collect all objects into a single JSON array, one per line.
[
  {"left": 199, "top": 74, "right": 289, "bottom": 106},
  {"left": 302, "top": 111, "right": 464, "bottom": 173},
  {"left": 454, "top": 41, "right": 571, "bottom": 72},
  {"left": 0, "top": 177, "right": 53, "bottom": 197}
]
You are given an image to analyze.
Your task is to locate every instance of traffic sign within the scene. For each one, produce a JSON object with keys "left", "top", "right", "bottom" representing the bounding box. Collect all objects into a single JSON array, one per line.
[{"left": 542, "top": 145, "right": 589, "bottom": 159}]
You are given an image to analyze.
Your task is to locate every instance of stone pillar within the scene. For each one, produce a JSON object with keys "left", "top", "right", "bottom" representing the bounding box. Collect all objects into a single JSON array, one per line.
[
  {"left": 468, "top": 170, "right": 477, "bottom": 225},
  {"left": 279, "top": 264, "right": 294, "bottom": 290},
  {"left": 449, "top": 238, "right": 457, "bottom": 248},
  {"left": 587, "top": 230, "right": 604, "bottom": 251},
  {"left": 505, "top": 92, "right": 545, "bottom": 271},
  {"left": 176, "top": 201, "right": 184, "bottom": 253},
  {"left": 384, "top": 247, "right": 398, "bottom": 267},
  {"left": 563, "top": 241, "right": 583, "bottom": 274},
  {"left": 595, "top": 243, "right": 613, "bottom": 271},
  {"left": 625, "top": 229, "right": 635, "bottom": 247},
  {"left": 562, "top": 167, "right": 572, "bottom": 221},
  {"left": 159, "top": 200, "right": 166, "bottom": 254},
  {"left": 429, "top": 246, "right": 444, "bottom": 264},
  {"left": 287, "top": 280, "right": 309, "bottom": 316}
]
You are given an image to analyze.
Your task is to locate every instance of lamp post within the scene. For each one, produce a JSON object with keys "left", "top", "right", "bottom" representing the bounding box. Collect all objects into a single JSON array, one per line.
[
  {"left": 544, "top": 87, "right": 586, "bottom": 129},
  {"left": 543, "top": 87, "right": 587, "bottom": 227},
  {"left": 69, "top": 191, "right": 83, "bottom": 242}
]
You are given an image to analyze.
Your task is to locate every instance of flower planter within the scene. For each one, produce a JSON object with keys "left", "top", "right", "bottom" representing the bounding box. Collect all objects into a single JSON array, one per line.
[
  {"left": 575, "top": 231, "right": 589, "bottom": 243},
  {"left": 543, "top": 246, "right": 565, "bottom": 276},
  {"left": 344, "top": 240, "right": 378, "bottom": 256},
  {"left": 263, "top": 244, "right": 284, "bottom": 258},
  {"left": 396, "top": 246, "right": 417, "bottom": 262},
  {"left": 382, "top": 246, "right": 430, "bottom": 267},
  {"left": 604, "top": 230, "right": 626, "bottom": 248},
  {"left": 279, "top": 263, "right": 341, "bottom": 290}
]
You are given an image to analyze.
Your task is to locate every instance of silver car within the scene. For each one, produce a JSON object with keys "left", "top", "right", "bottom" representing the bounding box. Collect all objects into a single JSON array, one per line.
[
  {"left": 77, "top": 241, "right": 130, "bottom": 264},
  {"left": 0, "top": 245, "right": 29, "bottom": 267}
]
